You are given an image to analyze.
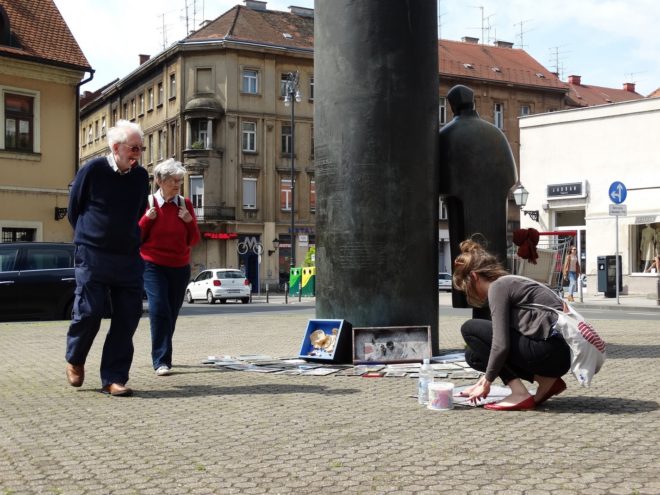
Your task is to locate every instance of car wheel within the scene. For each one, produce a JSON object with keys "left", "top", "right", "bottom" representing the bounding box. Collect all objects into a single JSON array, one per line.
[
  {"left": 206, "top": 291, "right": 216, "bottom": 304},
  {"left": 241, "top": 297, "right": 250, "bottom": 304},
  {"left": 219, "top": 299, "right": 227, "bottom": 304},
  {"left": 186, "top": 290, "right": 194, "bottom": 304}
]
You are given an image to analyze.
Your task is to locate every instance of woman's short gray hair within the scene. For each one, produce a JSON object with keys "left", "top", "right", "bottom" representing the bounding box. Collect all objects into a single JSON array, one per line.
[
  {"left": 153, "top": 158, "right": 186, "bottom": 182},
  {"left": 107, "top": 119, "right": 143, "bottom": 147}
]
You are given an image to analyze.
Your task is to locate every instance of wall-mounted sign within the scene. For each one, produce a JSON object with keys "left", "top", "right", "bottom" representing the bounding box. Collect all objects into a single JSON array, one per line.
[
  {"left": 547, "top": 182, "right": 586, "bottom": 199},
  {"left": 203, "top": 232, "right": 238, "bottom": 240}
]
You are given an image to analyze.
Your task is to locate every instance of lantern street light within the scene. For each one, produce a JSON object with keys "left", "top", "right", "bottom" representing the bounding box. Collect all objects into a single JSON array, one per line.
[
  {"left": 284, "top": 71, "right": 302, "bottom": 267},
  {"left": 512, "top": 183, "right": 539, "bottom": 222}
]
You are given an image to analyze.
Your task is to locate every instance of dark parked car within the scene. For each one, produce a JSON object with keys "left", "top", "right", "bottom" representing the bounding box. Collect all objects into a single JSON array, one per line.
[{"left": 0, "top": 242, "right": 76, "bottom": 321}]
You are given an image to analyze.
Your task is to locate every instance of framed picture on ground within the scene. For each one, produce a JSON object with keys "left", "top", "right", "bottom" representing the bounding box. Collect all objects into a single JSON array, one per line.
[{"left": 352, "top": 326, "right": 432, "bottom": 364}]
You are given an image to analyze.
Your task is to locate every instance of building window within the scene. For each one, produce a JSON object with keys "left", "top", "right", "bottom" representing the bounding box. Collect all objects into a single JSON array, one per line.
[
  {"left": 169, "top": 122, "right": 177, "bottom": 157},
  {"left": 310, "top": 178, "right": 316, "bottom": 212},
  {"left": 169, "top": 74, "right": 176, "bottom": 99},
  {"left": 242, "top": 121, "right": 256, "bottom": 152},
  {"left": 147, "top": 88, "right": 154, "bottom": 111},
  {"left": 4, "top": 92, "right": 34, "bottom": 152},
  {"left": 94, "top": 120, "right": 99, "bottom": 140},
  {"left": 190, "top": 119, "right": 208, "bottom": 149},
  {"left": 310, "top": 125, "right": 314, "bottom": 158},
  {"left": 87, "top": 125, "right": 93, "bottom": 144},
  {"left": 520, "top": 105, "right": 531, "bottom": 116},
  {"left": 309, "top": 75, "right": 314, "bottom": 101},
  {"left": 280, "top": 178, "right": 292, "bottom": 211},
  {"left": 112, "top": 109, "right": 117, "bottom": 125},
  {"left": 196, "top": 68, "right": 212, "bottom": 93},
  {"left": 190, "top": 176, "right": 204, "bottom": 218},
  {"left": 280, "top": 73, "right": 289, "bottom": 97},
  {"left": 157, "top": 82, "right": 164, "bottom": 106},
  {"left": 158, "top": 130, "right": 165, "bottom": 160},
  {"left": 101, "top": 116, "right": 106, "bottom": 136},
  {"left": 242, "top": 177, "right": 257, "bottom": 210},
  {"left": 138, "top": 93, "right": 144, "bottom": 115},
  {"left": 122, "top": 103, "right": 128, "bottom": 119},
  {"left": 439, "top": 97, "right": 447, "bottom": 125},
  {"left": 281, "top": 124, "right": 292, "bottom": 154},
  {"left": 242, "top": 69, "right": 258, "bottom": 94},
  {"left": 494, "top": 103, "right": 504, "bottom": 129},
  {"left": 147, "top": 134, "right": 153, "bottom": 163},
  {"left": 130, "top": 99, "right": 136, "bottom": 119},
  {"left": 1, "top": 227, "right": 35, "bottom": 242}
]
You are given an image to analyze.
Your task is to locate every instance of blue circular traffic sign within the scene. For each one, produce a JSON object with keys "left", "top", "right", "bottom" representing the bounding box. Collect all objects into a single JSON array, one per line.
[{"left": 609, "top": 181, "right": 627, "bottom": 204}]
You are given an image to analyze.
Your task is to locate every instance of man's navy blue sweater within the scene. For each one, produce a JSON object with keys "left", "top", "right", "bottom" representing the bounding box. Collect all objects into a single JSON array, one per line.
[{"left": 68, "top": 156, "right": 150, "bottom": 254}]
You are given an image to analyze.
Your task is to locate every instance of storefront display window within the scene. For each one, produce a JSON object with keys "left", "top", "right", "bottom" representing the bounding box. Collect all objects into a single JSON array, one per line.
[{"left": 632, "top": 222, "right": 660, "bottom": 272}]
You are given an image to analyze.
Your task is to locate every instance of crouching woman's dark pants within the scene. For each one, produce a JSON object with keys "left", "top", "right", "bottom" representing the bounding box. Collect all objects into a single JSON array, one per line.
[{"left": 461, "top": 319, "right": 571, "bottom": 384}]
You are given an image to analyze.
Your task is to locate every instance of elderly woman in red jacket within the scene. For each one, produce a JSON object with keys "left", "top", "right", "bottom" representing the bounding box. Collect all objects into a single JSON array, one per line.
[{"left": 139, "top": 159, "right": 200, "bottom": 376}]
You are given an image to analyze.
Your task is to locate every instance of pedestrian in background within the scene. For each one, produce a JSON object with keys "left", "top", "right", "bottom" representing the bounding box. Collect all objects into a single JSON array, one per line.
[
  {"left": 562, "top": 246, "right": 581, "bottom": 302},
  {"left": 65, "top": 120, "right": 149, "bottom": 397},
  {"left": 452, "top": 239, "right": 571, "bottom": 411},
  {"left": 139, "top": 159, "right": 200, "bottom": 376}
]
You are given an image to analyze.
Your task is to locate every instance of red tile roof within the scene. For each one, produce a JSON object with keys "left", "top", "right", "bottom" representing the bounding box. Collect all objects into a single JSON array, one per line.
[
  {"left": 439, "top": 39, "right": 567, "bottom": 91},
  {"left": 565, "top": 75, "right": 644, "bottom": 106},
  {"left": 186, "top": 5, "right": 314, "bottom": 51},
  {"left": 0, "top": 0, "right": 91, "bottom": 71}
]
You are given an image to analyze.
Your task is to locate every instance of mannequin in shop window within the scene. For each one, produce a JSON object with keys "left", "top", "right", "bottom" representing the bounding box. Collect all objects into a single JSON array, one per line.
[
  {"left": 644, "top": 255, "right": 660, "bottom": 273},
  {"left": 640, "top": 224, "right": 656, "bottom": 271}
]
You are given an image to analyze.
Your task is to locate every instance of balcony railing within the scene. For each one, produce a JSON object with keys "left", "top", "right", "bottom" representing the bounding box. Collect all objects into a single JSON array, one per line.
[{"left": 194, "top": 206, "right": 236, "bottom": 222}]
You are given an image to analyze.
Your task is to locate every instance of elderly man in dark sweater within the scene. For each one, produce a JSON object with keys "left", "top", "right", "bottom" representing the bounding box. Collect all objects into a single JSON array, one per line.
[{"left": 65, "top": 120, "right": 150, "bottom": 397}]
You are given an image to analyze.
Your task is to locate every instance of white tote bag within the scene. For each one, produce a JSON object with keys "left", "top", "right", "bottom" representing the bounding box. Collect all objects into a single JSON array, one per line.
[{"left": 528, "top": 303, "right": 606, "bottom": 387}]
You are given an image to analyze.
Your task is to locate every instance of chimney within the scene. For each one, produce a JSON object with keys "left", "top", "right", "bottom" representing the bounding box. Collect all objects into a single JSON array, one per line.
[
  {"left": 289, "top": 6, "right": 314, "bottom": 17},
  {"left": 494, "top": 40, "right": 513, "bottom": 48},
  {"left": 139, "top": 54, "right": 151, "bottom": 65},
  {"left": 623, "top": 82, "right": 636, "bottom": 92},
  {"left": 568, "top": 75, "right": 581, "bottom": 85},
  {"left": 461, "top": 36, "right": 479, "bottom": 44},
  {"left": 244, "top": 0, "right": 267, "bottom": 10}
]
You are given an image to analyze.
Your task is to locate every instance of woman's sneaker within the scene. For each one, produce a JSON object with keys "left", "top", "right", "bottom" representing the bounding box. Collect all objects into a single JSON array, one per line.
[{"left": 155, "top": 365, "right": 171, "bottom": 376}]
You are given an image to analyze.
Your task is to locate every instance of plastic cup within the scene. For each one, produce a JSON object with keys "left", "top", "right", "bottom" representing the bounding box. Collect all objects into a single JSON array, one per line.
[{"left": 427, "top": 382, "right": 454, "bottom": 411}]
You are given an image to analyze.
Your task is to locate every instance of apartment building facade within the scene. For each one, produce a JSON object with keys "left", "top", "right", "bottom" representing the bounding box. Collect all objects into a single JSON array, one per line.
[{"left": 0, "top": 0, "right": 91, "bottom": 243}]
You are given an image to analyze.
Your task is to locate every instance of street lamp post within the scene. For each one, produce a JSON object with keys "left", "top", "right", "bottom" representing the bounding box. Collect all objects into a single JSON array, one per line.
[{"left": 284, "top": 71, "right": 302, "bottom": 268}]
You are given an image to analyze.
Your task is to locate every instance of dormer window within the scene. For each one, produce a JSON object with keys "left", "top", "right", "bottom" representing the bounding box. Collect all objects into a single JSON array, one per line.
[
  {"left": 536, "top": 73, "right": 546, "bottom": 79},
  {"left": 491, "top": 67, "right": 501, "bottom": 73},
  {"left": 283, "top": 33, "right": 293, "bottom": 39},
  {"left": 463, "top": 63, "right": 474, "bottom": 69}
]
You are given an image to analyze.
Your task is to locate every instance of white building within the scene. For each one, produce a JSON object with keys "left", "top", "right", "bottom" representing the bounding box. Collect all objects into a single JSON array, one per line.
[{"left": 519, "top": 97, "right": 660, "bottom": 298}]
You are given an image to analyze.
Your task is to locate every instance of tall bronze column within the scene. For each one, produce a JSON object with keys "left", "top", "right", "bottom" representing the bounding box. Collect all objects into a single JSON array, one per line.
[{"left": 315, "top": 1, "right": 440, "bottom": 352}]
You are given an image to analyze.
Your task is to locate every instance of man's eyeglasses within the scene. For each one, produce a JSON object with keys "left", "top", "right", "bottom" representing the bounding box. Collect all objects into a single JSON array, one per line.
[{"left": 123, "top": 143, "right": 146, "bottom": 153}]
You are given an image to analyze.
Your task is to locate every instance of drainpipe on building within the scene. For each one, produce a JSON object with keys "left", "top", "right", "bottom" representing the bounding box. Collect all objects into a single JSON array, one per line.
[{"left": 75, "top": 71, "right": 95, "bottom": 174}]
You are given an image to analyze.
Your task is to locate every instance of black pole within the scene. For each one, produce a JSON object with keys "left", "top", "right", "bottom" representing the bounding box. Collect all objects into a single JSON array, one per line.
[{"left": 290, "top": 76, "right": 296, "bottom": 269}]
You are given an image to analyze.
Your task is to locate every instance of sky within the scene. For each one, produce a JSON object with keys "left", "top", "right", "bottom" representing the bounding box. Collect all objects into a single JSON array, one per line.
[{"left": 53, "top": 0, "right": 660, "bottom": 96}]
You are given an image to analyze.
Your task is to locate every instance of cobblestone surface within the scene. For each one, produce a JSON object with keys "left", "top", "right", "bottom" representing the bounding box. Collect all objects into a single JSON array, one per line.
[{"left": 0, "top": 310, "right": 658, "bottom": 494}]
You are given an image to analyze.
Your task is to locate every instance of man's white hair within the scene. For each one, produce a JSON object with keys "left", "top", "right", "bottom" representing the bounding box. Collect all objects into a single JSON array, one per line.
[{"left": 107, "top": 119, "right": 144, "bottom": 148}]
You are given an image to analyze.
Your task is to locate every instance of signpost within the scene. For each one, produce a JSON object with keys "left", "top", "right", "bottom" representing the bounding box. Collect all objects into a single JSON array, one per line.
[{"left": 608, "top": 182, "right": 627, "bottom": 304}]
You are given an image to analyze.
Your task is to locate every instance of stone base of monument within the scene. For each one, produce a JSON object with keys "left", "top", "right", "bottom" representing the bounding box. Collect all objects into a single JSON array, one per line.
[
  {"left": 299, "top": 319, "right": 353, "bottom": 364},
  {"left": 351, "top": 326, "right": 432, "bottom": 365}
]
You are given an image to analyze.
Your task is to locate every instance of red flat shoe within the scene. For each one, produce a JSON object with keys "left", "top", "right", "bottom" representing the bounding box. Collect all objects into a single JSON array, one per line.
[
  {"left": 484, "top": 396, "right": 536, "bottom": 411},
  {"left": 535, "top": 378, "right": 567, "bottom": 405}
]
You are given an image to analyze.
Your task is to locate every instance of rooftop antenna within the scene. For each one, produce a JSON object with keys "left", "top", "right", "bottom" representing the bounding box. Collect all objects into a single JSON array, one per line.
[
  {"left": 513, "top": 19, "right": 532, "bottom": 49},
  {"left": 548, "top": 45, "right": 569, "bottom": 80}
]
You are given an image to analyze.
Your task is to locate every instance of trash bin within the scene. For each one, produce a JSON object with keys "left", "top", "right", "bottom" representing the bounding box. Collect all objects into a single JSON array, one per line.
[
  {"left": 301, "top": 267, "right": 316, "bottom": 297},
  {"left": 597, "top": 255, "right": 622, "bottom": 298},
  {"left": 289, "top": 267, "right": 302, "bottom": 296}
]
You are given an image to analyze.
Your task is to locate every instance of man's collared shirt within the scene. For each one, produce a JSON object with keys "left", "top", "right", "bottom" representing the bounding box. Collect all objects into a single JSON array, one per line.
[{"left": 106, "top": 153, "right": 134, "bottom": 175}]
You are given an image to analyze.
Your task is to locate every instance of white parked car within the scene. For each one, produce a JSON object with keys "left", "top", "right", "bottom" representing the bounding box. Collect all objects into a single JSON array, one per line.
[
  {"left": 438, "top": 272, "right": 453, "bottom": 292},
  {"left": 185, "top": 269, "right": 251, "bottom": 304}
]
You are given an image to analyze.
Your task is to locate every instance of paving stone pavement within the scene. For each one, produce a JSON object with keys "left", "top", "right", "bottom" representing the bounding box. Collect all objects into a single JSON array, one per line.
[{"left": 0, "top": 309, "right": 659, "bottom": 495}]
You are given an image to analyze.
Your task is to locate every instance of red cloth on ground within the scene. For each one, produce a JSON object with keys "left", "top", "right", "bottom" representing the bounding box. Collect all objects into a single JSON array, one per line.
[{"left": 513, "top": 228, "right": 539, "bottom": 264}]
